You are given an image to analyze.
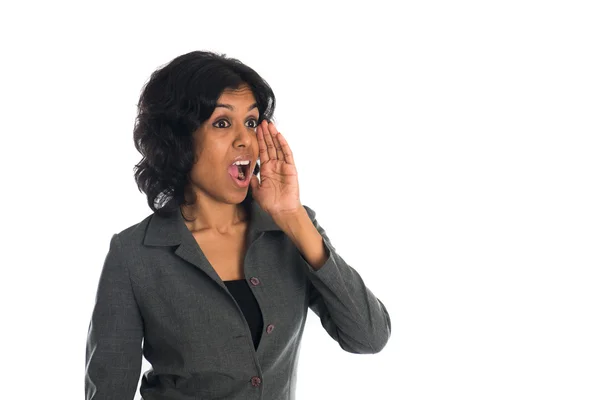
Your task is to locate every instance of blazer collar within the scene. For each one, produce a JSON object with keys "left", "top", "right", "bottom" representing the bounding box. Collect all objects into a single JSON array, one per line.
[{"left": 143, "top": 197, "right": 282, "bottom": 247}]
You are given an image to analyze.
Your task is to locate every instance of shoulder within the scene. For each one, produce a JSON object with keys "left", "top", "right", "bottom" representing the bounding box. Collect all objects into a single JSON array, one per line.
[{"left": 112, "top": 212, "right": 154, "bottom": 249}]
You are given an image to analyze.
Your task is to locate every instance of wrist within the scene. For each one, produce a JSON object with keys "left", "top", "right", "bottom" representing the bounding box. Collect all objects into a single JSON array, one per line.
[{"left": 271, "top": 205, "right": 306, "bottom": 228}]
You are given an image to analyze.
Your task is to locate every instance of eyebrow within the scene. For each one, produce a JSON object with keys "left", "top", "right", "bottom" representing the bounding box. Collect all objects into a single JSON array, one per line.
[{"left": 215, "top": 102, "right": 258, "bottom": 112}]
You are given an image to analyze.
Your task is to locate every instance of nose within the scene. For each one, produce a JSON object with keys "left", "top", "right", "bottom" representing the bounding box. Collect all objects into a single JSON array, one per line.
[{"left": 234, "top": 125, "right": 255, "bottom": 147}]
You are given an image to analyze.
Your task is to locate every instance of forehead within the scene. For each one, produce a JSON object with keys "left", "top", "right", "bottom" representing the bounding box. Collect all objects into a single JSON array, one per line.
[{"left": 217, "top": 85, "right": 257, "bottom": 105}]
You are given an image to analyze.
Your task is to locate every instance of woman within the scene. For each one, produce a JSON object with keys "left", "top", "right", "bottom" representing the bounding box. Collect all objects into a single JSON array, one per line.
[{"left": 85, "top": 50, "right": 391, "bottom": 400}]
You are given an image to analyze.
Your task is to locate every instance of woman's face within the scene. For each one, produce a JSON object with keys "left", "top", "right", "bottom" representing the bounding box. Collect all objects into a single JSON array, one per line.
[{"left": 188, "top": 84, "right": 260, "bottom": 205}]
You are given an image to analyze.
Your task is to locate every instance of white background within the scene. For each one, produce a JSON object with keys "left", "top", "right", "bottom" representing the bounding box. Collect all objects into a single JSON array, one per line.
[{"left": 1, "top": 1, "right": 599, "bottom": 399}]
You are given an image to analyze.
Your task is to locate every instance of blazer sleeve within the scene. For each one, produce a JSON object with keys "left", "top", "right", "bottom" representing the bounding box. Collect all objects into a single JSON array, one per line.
[
  {"left": 85, "top": 233, "right": 144, "bottom": 400},
  {"left": 301, "top": 205, "right": 392, "bottom": 354}
]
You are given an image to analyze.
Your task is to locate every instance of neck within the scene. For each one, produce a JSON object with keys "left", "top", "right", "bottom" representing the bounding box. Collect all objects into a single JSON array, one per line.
[{"left": 180, "top": 192, "right": 249, "bottom": 234}]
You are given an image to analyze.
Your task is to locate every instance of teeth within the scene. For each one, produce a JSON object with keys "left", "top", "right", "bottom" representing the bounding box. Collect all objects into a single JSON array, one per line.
[{"left": 232, "top": 160, "right": 250, "bottom": 166}]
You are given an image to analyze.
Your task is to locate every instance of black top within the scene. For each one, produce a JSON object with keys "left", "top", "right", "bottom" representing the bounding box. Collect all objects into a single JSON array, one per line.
[{"left": 223, "top": 279, "right": 264, "bottom": 350}]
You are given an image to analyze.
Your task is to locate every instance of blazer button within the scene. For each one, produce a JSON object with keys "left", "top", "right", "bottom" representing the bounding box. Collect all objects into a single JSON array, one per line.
[
  {"left": 266, "top": 324, "right": 275, "bottom": 334},
  {"left": 251, "top": 376, "right": 262, "bottom": 387},
  {"left": 250, "top": 277, "right": 260, "bottom": 286}
]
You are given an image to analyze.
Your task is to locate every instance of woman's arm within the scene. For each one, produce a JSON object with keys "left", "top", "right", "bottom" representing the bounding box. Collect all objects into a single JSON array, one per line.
[
  {"left": 279, "top": 205, "right": 392, "bottom": 354},
  {"left": 85, "top": 234, "right": 143, "bottom": 400}
]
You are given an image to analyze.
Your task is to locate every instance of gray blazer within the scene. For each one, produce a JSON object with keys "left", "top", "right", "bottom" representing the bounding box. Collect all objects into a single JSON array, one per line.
[{"left": 85, "top": 199, "right": 392, "bottom": 400}]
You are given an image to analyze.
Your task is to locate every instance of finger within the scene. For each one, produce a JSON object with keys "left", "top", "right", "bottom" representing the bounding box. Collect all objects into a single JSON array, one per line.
[
  {"left": 267, "top": 121, "right": 283, "bottom": 160},
  {"left": 257, "top": 124, "right": 269, "bottom": 162},
  {"left": 274, "top": 131, "right": 295, "bottom": 165},
  {"left": 263, "top": 120, "right": 278, "bottom": 160}
]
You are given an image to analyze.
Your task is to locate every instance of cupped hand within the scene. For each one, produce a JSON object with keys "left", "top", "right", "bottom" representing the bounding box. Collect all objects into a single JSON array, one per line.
[{"left": 249, "top": 119, "right": 302, "bottom": 218}]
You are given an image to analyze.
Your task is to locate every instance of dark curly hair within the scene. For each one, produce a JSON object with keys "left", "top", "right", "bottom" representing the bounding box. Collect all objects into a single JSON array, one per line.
[{"left": 132, "top": 50, "right": 276, "bottom": 219}]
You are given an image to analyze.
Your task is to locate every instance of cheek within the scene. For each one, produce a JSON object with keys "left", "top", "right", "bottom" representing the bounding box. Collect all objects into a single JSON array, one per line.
[
  {"left": 190, "top": 153, "right": 218, "bottom": 182},
  {"left": 189, "top": 164, "right": 206, "bottom": 184}
]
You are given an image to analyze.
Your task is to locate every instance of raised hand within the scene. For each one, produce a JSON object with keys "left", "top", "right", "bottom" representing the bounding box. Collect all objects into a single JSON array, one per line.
[{"left": 249, "top": 119, "right": 302, "bottom": 219}]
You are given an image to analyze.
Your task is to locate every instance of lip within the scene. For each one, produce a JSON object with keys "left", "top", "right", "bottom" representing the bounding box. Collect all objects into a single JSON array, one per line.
[
  {"left": 228, "top": 154, "right": 254, "bottom": 188},
  {"left": 230, "top": 154, "right": 253, "bottom": 164}
]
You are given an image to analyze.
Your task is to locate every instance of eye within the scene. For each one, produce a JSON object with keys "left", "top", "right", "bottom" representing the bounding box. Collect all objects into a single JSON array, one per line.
[
  {"left": 214, "top": 119, "right": 230, "bottom": 128},
  {"left": 213, "top": 118, "right": 259, "bottom": 129},
  {"left": 247, "top": 118, "right": 258, "bottom": 129}
]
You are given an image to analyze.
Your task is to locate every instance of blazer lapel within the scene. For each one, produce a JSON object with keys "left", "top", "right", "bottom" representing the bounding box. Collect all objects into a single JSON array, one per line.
[{"left": 143, "top": 197, "right": 282, "bottom": 286}]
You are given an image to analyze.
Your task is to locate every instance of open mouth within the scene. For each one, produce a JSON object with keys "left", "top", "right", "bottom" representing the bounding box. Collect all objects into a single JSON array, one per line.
[
  {"left": 237, "top": 164, "right": 250, "bottom": 181},
  {"left": 228, "top": 163, "right": 251, "bottom": 182}
]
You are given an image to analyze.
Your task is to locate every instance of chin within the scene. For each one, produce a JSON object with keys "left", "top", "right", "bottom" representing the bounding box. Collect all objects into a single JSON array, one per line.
[{"left": 229, "top": 189, "right": 250, "bottom": 204}]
